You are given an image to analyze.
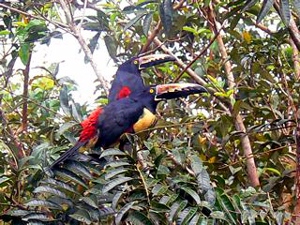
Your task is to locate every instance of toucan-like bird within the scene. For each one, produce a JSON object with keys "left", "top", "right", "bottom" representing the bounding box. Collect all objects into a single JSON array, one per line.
[
  {"left": 50, "top": 83, "right": 207, "bottom": 168},
  {"left": 108, "top": 54, "right": 175, "bottom": 102}
]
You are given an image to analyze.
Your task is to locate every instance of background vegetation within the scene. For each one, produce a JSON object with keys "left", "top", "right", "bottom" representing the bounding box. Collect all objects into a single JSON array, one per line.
[{"left": 1, "top": 0, "right": 300, "bottom": 224}]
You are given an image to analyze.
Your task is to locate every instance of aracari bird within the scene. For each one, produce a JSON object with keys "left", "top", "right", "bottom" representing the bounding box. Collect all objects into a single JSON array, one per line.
[
  {"left": 50, "top": 83, "right": 207, "bottom": 168},
  {"left": 108, "top": 54, "right": 175, "bottom": 102}
]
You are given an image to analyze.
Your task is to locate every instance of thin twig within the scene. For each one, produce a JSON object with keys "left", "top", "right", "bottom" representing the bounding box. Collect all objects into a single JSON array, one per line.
[{"left": 173, "top": 23, "right": 225, "bottom": 82}]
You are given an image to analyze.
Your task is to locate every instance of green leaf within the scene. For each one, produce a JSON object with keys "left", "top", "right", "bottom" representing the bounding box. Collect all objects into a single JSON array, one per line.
[
  {"left": 81, "top": 196, "right": 98, "bottom": 208},
  {"left": 100, "top": 148, "right": 126, "bottom": 158},
  {"left": 19, "top": 44, "right": 30, "bottom": 65},
  {"left": 168, "top": 200, "right": 188, "bottom": 223},
  {"left": 124, "top": 13, "right": 146, "bottom": 31},
  {"left": 104, "top": 35, "right": 117, "bottom": 62},
  {"left": 33, "top": 186, "right": 67, "bottom": 199},
  {"left": 152, "top": 184, "right": 168, "bottom": 196},
  {"left": 23, "top": 213, "right": 52, "bottom": 222},
  {"left": 25, "top": 199, "right": 62, "bottom": 210},
  {"left": 0, "top": 30, "right": 10, "bottom": 35},
  {"left": 106, "top": 160, "right": 131, "bottom": 168},
  {"left": 105, "top": 167, "right": 128, "bottom": 180},
  {"left": 280, "top": 0, "right": 290, "bottom": 26},
  {"left": 218, "top": 194, "right": 237, "bottom": 224},
  {"left": 256, "top": 0, "right": 274, "bottom": 24},
  {"left": 115, "top": 201, "right": 136, "bottom": 225},
  {"left": 143, "top": 12, "right": 153, "bottom": 35},
  {"left": 54, "top": 168, "right": 88, "bottom": 189},
  {"left": 177, "top": 207, "right": 197, "bottom": 225},
  {"left": 190, "top": 155, "right": 203, "bottom": 175},
  {"left": 43, "top": 178, "right": 79, "bottom": 194},
  {"left": 126, "top": 211, "right": 153, "bottom": 225},
  {"left": 180, "top": 186, "right": 201, "bottom": 205},
  {"left": 0, "top": 176, "right": 10, "bottom": 185},
  {"left": 59, "top": 85, "right": 70, "bottom": 115},
  {"left": 159, "top": 0, "right": 174, "bottom": 36},
  {"left": 112, "top": 191, "right": 124, "bottom": 209},
  {"left": 103, "top": 177, "right": 134, "bottom": 193},
  {"left": 57, "top": 121, "right": 78, "bottom": 136},
  {"left": 64, "top": 160, "right": 92, "bottom": 179},
  {"left": 70, "top": 210, "right": 92, "bottom": 224},
  {"left": 85, "top": 32, "right": 101, "bottom": 63},
  {"left": 263, "top": 167, "right": 281, "bottom": 176}
]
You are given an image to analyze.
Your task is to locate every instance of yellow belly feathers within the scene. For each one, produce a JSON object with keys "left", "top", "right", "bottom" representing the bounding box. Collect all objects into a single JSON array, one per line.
[{"left": 133, "top": 108, "right": 157, "bottom": 132}]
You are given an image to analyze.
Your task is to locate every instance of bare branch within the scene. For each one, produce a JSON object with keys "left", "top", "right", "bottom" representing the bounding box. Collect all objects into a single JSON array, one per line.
[
  {"left": 57, "top": 0, "right": 110, "bottom": 96},
  {"left": 207, "top": 4, "right": 260, "bottom": 187}
]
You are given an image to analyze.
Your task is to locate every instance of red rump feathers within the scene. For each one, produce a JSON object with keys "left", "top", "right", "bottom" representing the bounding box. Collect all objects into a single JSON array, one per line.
[
  {"left": 117, "top": 86, "right": 131, "bottom": 100},
  {"left": 80, "top": 108, "right": 103, "bottom": 141}
]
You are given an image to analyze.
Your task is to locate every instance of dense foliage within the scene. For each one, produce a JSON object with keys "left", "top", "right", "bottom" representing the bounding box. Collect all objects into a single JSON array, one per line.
[{"left": 1, "top": 0, "right": 300, "bottom": 224}]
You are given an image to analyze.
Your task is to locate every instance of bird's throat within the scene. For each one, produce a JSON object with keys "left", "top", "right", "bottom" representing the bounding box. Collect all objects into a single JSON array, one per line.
[{"left": 133, "top": 108, "right": 157, "bottom": 133}]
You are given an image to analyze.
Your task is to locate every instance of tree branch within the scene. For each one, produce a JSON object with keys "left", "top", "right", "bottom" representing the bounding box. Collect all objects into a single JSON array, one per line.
[
  {"left": 58, "top": 0, "right": 110, "bottom": 96},
  {"left": 207, "top": 4, "right": 260, "bottom": 187},
  {"left": 21, "top": 52, "right": 32, "bottom": 133}
]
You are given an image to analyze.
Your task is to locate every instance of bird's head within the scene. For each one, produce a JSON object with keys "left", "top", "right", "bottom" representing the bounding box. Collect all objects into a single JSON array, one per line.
[
  {"left": 134, "top": 83, "right": 207, "bottom": 113},
  {"left": 118, "top": 54, "right": 176, "bottom": 73}
]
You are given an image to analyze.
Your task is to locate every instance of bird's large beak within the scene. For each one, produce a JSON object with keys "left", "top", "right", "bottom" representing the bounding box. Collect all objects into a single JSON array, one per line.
[
  {"left": 154, "top": 83, "right": 207, "bottom": 101},
  {"left": 138, "top": 54, "right": 176, "bottom": 70}
]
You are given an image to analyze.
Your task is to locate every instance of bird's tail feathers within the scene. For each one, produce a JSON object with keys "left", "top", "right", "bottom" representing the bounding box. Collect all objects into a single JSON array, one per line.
[{"left": 50, "top": 141, "right": 87, "bottom": 169}]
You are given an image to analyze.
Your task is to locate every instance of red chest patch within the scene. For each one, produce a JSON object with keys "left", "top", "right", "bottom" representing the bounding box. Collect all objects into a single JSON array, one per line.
[
  {"left": 80, "top": 108, "right": 103, "bottom": 141},
  {"left": 117, "top": 86, "right": 131, "bottom": 100}
]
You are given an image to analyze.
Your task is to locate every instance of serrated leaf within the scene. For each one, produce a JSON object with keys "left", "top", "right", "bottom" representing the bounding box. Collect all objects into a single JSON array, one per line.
[
  {"left": 54, "top": 168, "right": 88, "bottom": 189},
  {"left": 177, "top": 207, "right": 197, "bottom": 225},
  {"left": 196, "top": 169, "right": 212, "bottom": 193},
  {"left": 256, "top": 0, "right": 274, "bottom": 24},
  {"left": 152, "top": 184, "right": 168, "bottom": 196},
  {"left": 126, "top": 211, "right": 153, "bottom": 225},
  {"left": 33, "top": 186, "right": 67, "bottom": 199},
  {"left": 25, "top": 199, "right": 62, "bottom": 209},
  {"left": 115, "top": 201, "right": 136, "bottom": 225},
  {"left": 81, "top": 196, "right": 98, "bottom": 208},
  {"left": 190, "top": 155, "right": 203, "bottom": 175},
  {"left": 180, "top": 186, "right": 201, "bottom": 205},
  {"left": 100, "top": 149, "right": 126, "bottom": 158},
  {"left": 218, "top": 194, "right": 237, "bottom": 223},
  {"left": 143, "top": 12, "right": 153, "bottom": 35},
  {"left": 23, "top": 213, "right": 52, "bottom": 222},
  {"left": 106, "top": 160, "right": 130, "bottom": 168},
  {"left": 112, "top": 191, "right": 124, "bottom": 209},
  {"left": 159, "top": 0, "right": 174, "bottom": 36},
  {"left": 124, "top": 13, "right": 146, "bottom": 31},
  {"left": 64, "top": 160, "right": 92, "bottom": 180},
  {"left": 7, "top": 210, "right": 31, "bottom": 216},
  {"left": 70, "top": 210, "right": 92, "bottom": 224},
  {"left": 168, "top": 200, "right": 188, "bottom": 223},
  {"left": 281, "top": 0, "right": 291, "bottom": 26},
  {"left": 105, "top": 167, "right": 128, "bottom": 180},
  {"left": 103, "top": 177, "right": 134, "bottom": 193},
  {"left": 205, "top": 189, "right": 216, "bottom": 206},
  {"left": 44, "top": 178, "right": 79, "bottom": 194}
]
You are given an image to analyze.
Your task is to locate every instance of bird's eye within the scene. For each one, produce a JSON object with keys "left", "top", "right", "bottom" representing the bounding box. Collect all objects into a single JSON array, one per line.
[
  {"left": 149, "top": 89, "right": 154, "bottom": 94},
  {"left": 134, "top": 60, "right": 138, "bottom": 64}
]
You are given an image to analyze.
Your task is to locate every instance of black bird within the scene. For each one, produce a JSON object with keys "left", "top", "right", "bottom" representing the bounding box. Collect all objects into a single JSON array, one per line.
[
  {"left": 108, "top": 54, "right": 175, "bottom": 102},
  {"left": 50, "top": 83, "right": 207, "bottom": 168}
]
